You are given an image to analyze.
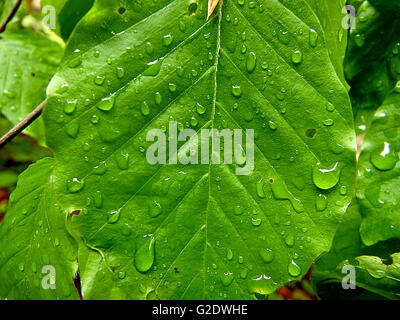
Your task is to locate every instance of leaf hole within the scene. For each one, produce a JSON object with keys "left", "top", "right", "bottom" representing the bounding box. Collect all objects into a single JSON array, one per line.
[
  {"left": 268, "top": 178, "right": 275, "bottom": 184},
  {"left": 306, "top": 128, "right": 317, "bottom": 138},
  {"left": 188, "top": 2, "right": 198, "bottom": 15},
  {"left": 118, "top": 6, "right": 126, "bottom": 15}
]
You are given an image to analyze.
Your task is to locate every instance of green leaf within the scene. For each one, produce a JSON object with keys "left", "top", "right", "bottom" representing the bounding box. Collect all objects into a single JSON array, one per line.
[
  {"left": 307, "top": 0, "right": 348, "bottom": 87},
  {"left": 345, "top": 0, "right": 400, "bottom": 110},
  {"left": 0, "top": 158, "right": 79, "bottom": 299},
  {"left": 357, "top": 92, "right": 400, "bottom": 245},
  {"left": 1, "top": 0, "right": 356, "bottom": 299},
  {"left": 0, "top": 0, "right": 17, "bottom": 23},
  {"left": 41, "top": 0, "right": 95, "bottom": 41},
  {"left": 313, "top": 201, "right": 400, "bottom": 300},
  {"left": 0, "top": 27, "right": 64, "bottom": 142}
]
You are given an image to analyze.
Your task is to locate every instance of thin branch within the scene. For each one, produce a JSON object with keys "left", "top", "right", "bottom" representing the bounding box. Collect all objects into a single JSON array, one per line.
[
  {"left": 0, "top": 100, "right": 46, "bottom": 148},
  {"left": 0, "top": 0, "right": 22, "bottom": 34}
]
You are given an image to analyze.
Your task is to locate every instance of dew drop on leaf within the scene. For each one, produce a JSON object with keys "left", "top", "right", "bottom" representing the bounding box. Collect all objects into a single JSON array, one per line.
[
  {"left": 287, "top": 259, "right": 301, "bottom": 277},
  {"left": 134, "top": 236, "right": 156, "bottom": 273},
  {"left": 231, "top": 85, "right": 242, "bottom": 98},
  {"left": 107, "top": 210, "right": 121, "bottom": 224},
  {"left": 246, "top": 52, "right": 257, "bottom": 73},
  {"left": 67, "top": 177, "right": 84, "bottom": 193},
  {"left": 312, "top": 162, "right": 341, "bottom": 190},
  {"left": 291, "top": 50, "right": 303, "bottom": 64},
  {"left": 315, "top": 193, "right": 328, "bottom": 211},
  {"left": 259, "top": 248, "right": 274, "bottom": 263},
  {"left": 370, "top": 142, "right": 398, "bottom": 171},
  {"left": 221, "top": 272, "right": 234, "bottom": 287}
]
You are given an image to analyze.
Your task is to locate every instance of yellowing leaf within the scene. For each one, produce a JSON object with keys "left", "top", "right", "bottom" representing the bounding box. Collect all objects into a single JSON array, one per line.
[{"left": 207, "top": 0, "right": 220, "bottom": 19}]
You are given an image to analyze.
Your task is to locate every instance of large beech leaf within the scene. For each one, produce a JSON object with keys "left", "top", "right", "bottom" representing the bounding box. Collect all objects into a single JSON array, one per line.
[
  {"left": 0, "top": 158, "right": 79, "bottom": 299},
  {"left": 357, "top": 92, "right": 400, "bottom": 245},
  {"left": 0, "top": 27, "right": 63, "bottom": 141},
  {"left": 1, "top": 0, "right": 356, "bottom": 299}
]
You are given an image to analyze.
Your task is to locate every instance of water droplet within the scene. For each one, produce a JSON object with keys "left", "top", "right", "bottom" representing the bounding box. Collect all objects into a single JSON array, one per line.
[
  {"left": 269, "top": 178, "right": 304, "bottom": 213},
  {"left": 370, "top": 142, "right": 398, "bottom": 171},
  {"left": 134, "top": 236, "right": 156, "bottom": 273},
  {"left": 141, "top": 101, "right": 150, "bottom": 116},
  {"left": 67, "top": 178, "right": 84, "bottom": 193},
  {"left": 248, "top": 274, "right": 275, "bottom": 295},
  {"left": 312, "top": 162, "right": 341, "bottom": 190},
  {"left": 115, "top": 150, "right": 129, "bottom": 170},
  {"left": 196, "top": 102, "right": 206, "bottom": 115},
  {"left": 163, "top": 34, "right": 174, "bottom": 47},
  {"left": 64, "top": 100, "right": 77, "bottom": 115},
  {"left": 143, "top": 58, "right": 164, "bottom": 77},
  {"left": 154, "top": 92, "right": 162, "bottom": 105},
  {"left": 108, "top": 210, "right": 121, "bottom": 224},
  {"left": 285, "top": 233, "right": 295, "bottom": 247},
  {"left": 251, "top": 217, "right": 262, "bottom": 227},
  {"left": 315, "top": 194, "right": 328, "bottom": 211},
  {"left": 116, "top": 67, "right": 125, "bottom": 79},
  {"left": 221, "top": 272, "right": 234, "bottom": 287},
  {"left": 94, "top": 75, "right": 105, "bottom": 86},
  {"left": 291, "top": 50, "right": 303, "bottom": 64},
  {"left": 288, "top": 259, "right": 301, "bottom": 277},
  {"left": 309, "top": 29, "right": 318, "bottom": 47},
  {"left": 227, "top": 249, "right": 233, "bottom": 261},
  {"left": 168, "top": 83, "right": 177, "bottom": 93},
  {"left": 65, "top": 121, "right": 80, "bottom": 139},
  {"left": 3, "top": 89, "right": 16, "bottom": 98},
  {"left": 246, "top": 52, "right": 257, "bottom": 73},
  {"left": 259, "top": 248, "right": 274, "bottom": 263},
  {"left": 256, "top": 179, "right": 266, "bottom": 198},
  {"left": 97, "top": 94, "right": 116, "bottom": 111},
  {"left": 93, "top": 191, "right": 103, "bottom": 208},
  {"left": 232, "top": 85, "right": 242, "bottom": 98},
  {"left": 149, "top": 200, "right": 162, "bottom": 218}
]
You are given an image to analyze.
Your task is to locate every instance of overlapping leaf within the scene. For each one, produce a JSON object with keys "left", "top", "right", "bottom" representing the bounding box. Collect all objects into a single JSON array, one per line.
[
  {"left": 0, "top": 26, "right": 64, "bottom": 142},
  {"left": 356, "top": 92, "right": 400, "bottom": 245},
  {"left": 313, "top": 201, "right": 400, "bottom": 300},
  {"left": 0, "top": 158, "right": 79, "bottom": 299},
  {"left": 41, "top": 0, "right": 95, "bottom": 41},
  {"left": 0, "top": 0, "right": 356, "bottom": 299}
]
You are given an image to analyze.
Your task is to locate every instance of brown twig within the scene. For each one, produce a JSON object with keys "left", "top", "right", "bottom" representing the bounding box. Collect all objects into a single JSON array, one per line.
[
  {"left": 0, "top": 100, "right": 45, "bottom": 148},
  {"left": 0, "top": 0, "right": 22, "bottom": 34}
]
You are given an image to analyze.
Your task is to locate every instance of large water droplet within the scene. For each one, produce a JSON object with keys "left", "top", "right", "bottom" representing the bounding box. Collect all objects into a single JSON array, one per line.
[
  {"left": 287, "top": 259, "right": 301, "bottom": 277},
  {"left": 134, "top": 236, "right": 156, "bottom": 273},
  {"left": 312, "top": 162, "right": 341, "bottom": 190}
]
